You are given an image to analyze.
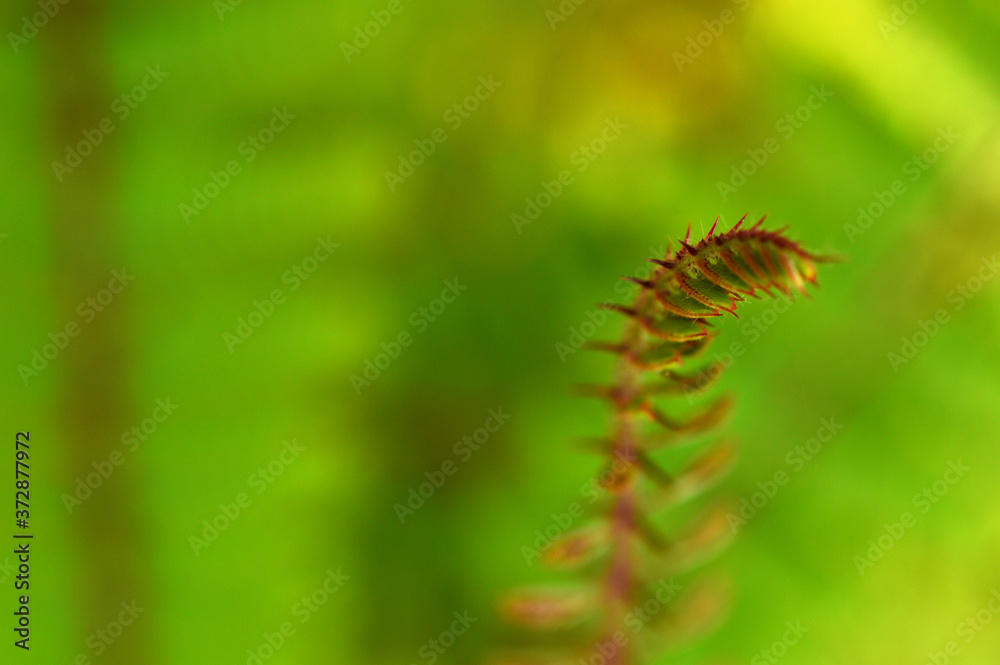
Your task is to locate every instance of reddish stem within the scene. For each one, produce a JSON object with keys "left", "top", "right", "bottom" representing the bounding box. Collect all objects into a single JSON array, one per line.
[{"left": 599, "top": 289, "right": 651, "bottom": 665}]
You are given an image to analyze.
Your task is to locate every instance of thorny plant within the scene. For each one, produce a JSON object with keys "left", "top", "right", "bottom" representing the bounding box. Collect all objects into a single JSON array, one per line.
[{"left": 498, "top": 216, "right": 834, "bottom": 665}]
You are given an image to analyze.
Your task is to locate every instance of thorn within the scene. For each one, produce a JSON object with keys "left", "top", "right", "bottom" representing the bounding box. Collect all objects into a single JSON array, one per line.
[
  {"left": 684, "top": 223, "right": 692, "bottom": 244},
  {"left": 681, "top": 240, "right": 699, "bottom": 254},
  {"left": 712, "top": 300, "right": 739, "bottom": 319},
  {"left": 646, "top": 258, "right": 675, "bottom": 269},
  {"left": 752, "top": 213, "right": 769, "bottom": 230},
  {"left": 621, "top": 275, "right": 653, "bottom": 288},
  {"left": 708, "top": 217, "right": 719, "bottom": 238},
  {"left": 726, "top": 296, "right": 741, "bottom": 319},
  {"left": 733, "top": 213, "right": 748, "bottom": 231}
]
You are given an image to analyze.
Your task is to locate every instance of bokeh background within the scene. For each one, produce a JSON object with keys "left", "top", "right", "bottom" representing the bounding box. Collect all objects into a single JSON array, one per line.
[{"left": 2, "top": 0, "right": 1000, "bottom": 663}]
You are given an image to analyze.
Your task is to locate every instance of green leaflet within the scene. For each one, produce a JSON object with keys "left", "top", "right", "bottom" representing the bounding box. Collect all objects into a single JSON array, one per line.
[{"left": 637, "top": 312, "right": 710, "bottom": 342}]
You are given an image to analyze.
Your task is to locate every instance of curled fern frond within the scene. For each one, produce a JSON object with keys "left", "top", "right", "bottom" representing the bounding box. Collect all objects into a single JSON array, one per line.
[{"left": 500, "top": 216, "right": 833, "bottom": 665}]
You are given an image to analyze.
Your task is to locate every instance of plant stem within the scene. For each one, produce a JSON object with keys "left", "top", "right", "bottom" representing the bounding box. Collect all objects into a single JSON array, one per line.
[{"left": 601, "top": 288, "right": 652, "bottom": 665}]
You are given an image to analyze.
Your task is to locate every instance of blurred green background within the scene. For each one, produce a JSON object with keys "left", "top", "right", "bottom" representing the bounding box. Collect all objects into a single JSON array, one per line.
[{"left": 2, "top": 0, "right": 1000, "bottom": 663}]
